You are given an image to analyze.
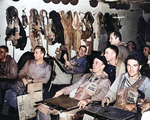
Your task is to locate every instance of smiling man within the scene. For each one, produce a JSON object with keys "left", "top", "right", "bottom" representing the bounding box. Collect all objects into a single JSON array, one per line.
[
  {"left": 102, "top": 54, "right": 150, "bottom": 116},
  {"left": 52, "top": 45, "right": 88, "bottom": 85},
  {"left": 63, "top": 45, "right": 87, "bottom": 74}
]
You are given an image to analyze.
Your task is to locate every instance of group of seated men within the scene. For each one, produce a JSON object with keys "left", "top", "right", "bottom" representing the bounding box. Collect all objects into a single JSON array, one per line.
[
  {"left": 0, "top": 31, "right": 150, "bottom": 120},
  {"left": 0, "top": 45, "right": 51, "bottom": 117},
  {"left": 36, "top": 33, "right": 150, "bottom": 120}
]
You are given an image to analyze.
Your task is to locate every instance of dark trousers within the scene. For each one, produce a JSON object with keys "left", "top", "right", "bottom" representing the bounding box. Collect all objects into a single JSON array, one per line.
[{"left": 0, "top": 79, "right": 15, "bottom": 104}]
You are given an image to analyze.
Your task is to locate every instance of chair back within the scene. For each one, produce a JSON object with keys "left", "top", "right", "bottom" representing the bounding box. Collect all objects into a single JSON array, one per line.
[
  {"left": 17, "top": 51, "right": 34, "bottom": 71},
  {"left": 43, "top": 57, "right": 54, "bottom": 99}
]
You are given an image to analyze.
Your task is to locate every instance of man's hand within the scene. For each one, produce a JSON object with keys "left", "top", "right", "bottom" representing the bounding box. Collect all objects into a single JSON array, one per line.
[
  {"left": 53, "top": 89, "right": 64, "bottom": 98},
  {"left": 89, "top": 68, "right": 93, "bottom": 73},
  {"left": 22, "top": 78, "right": 28, "bottom": 86},
  {"left": 101, "top": 97, "right": 110, "bottom": 107},
  {"left": 26, "top": 79, "right": 32, "bottom": 83},
  {"left": 63, "top": 53, "right": 73, "bottom": 69},
  {"left": 63, "top": 54, "right": 67, "bottom": 61},
  {"left": 78, "top": 99, "right": 89, "bottom": 109},
  {"left": 37, "top": 104, "right": 52, "bottom": 115},
  {"left": 51, "top": 109, "right": 59, "bottom": 115},
  {"left": 0, "top": 75, "right": 7, "bottom": 78},
  {"left": 65, "top": 61, "right": 73, "bottom": 69},
  {"left": 125, "top": 104, "right": 136, "bottom": 111},
  {"left": 141, "top": 102, "right": 150, "bottom": 114}
]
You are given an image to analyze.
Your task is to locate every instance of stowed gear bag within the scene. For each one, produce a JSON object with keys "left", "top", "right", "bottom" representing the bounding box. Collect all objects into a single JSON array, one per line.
[{"left": 5, "top": 6, "right": 27, "bottom": 50}]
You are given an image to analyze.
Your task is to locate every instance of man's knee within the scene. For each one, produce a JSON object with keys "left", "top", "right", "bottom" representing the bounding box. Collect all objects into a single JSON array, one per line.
[
  {"left": 36, "top": 111, "right": 51, "bottom": 120},
  {"left": 83, "top": 113, "right": 95, "bottom": 120}
]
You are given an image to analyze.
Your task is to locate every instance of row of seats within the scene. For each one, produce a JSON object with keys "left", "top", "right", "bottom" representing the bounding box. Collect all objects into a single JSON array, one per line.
[{"left": 16, "top": 50, "right": 102, "bottom": 100}]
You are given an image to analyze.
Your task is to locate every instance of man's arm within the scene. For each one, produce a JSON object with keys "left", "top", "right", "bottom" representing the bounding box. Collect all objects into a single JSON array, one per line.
[
  {"left": 37, "top": 104, "right": 58, "bottom": 115},
  {"left": 54, "top": 74, "right": 89, "bottom": 98},
  {"left": 72, "top": 56, "right": 87, "bottom": 74},
  {"left": 139, "top": 77, "right": 150, "bottom": 113},
  {"left": 78, "top": 99, "right": 92, "bottom": 109},
  {"left": 141, "top": 102, "right": 150, "bottom": 113},
  {"left": 65, "top": 60, "right": 73, "bottom": 69},
  {"left": 18, "top": 60, "right": 29, "bottom": 79},
  {"left": 102, "top": 75, "right": 120, "bottom": 104},
  {"left": 18, "top": 60, "right": 31, "bottom": 86},
  {"left": 139, "top": 77, "right": 150, "bottom": 100},
  {"left": 0, "top": 59, "right": 18, "bottom": 79},
  {"left": 63, "top": 74, "right": 88, "bottom": 95}
]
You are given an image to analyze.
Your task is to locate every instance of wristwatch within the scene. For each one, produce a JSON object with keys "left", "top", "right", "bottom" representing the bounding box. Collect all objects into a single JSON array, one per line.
[
  {"left": 31, "top": 78, "right": 33, "bottom": 83},
  {"left": 29, "top": 77, "right": 34, "bottom": 83}
]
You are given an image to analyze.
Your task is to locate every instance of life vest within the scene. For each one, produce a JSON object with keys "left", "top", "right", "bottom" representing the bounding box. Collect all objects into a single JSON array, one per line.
[{"left": 114, "top": 74, "right": 146, "bottom": 112}]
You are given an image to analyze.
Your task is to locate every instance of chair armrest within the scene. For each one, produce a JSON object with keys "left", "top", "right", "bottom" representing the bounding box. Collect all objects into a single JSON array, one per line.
[{"left": 26, "top": 82, "right": 43, "bottom": 93}]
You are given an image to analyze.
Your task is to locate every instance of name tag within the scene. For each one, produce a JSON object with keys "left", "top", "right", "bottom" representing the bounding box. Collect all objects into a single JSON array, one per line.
[
  {"left": 126, "top": 89, "right": 138, "bottom": 104},
  {"left": 86, "top": 82, "right": 97, "bottom": 96}
]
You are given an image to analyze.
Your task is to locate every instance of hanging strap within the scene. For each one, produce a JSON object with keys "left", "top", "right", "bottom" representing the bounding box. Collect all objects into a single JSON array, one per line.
[{"left": 129, "top": 75, "right": 146, "bottom": 90}]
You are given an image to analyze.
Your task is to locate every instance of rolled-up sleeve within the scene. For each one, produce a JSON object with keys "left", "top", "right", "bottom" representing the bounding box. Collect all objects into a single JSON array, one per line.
[
  {"left": 64, "top": 74, "right": 87, "bottom": 95},
  {"left": 104, "top": 76, "right": 120, "bottom": 103},
  {"left": 18, "top": 60, "right": 29, "bottom": 79}
]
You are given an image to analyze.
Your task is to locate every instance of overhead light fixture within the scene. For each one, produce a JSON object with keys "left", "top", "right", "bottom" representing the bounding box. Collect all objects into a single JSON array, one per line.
[
  {"left": 12, "top": 0, "right": 20, "bottom": 1},
  {"left": 90, "top": 0, "right": 98, "bottom": 7}
]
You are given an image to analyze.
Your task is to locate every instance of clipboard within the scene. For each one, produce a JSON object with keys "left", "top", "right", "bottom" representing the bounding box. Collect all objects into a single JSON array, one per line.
[
  {"left": 53, "top": 57, "right": 69, "bottom": 74},
  {"left": 35, "top": 95, "right": 79, "bottom": 111},
  {"left": 84, "top": 105, "right": 135, "bottom": 120}
]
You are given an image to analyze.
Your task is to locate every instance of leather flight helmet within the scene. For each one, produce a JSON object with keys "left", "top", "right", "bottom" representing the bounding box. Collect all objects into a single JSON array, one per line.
[
  {"left": 52, "top": 0, "right": 61, "bottom": 4},
  {"left": 70, "top": 0, "right": 78, "bottom": 5},
  {"left": 62, "top": 0, "right": 70, "bottom": 5},
  {"left": 43, "top": 0, "right": 51, "bottom": 3}
]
